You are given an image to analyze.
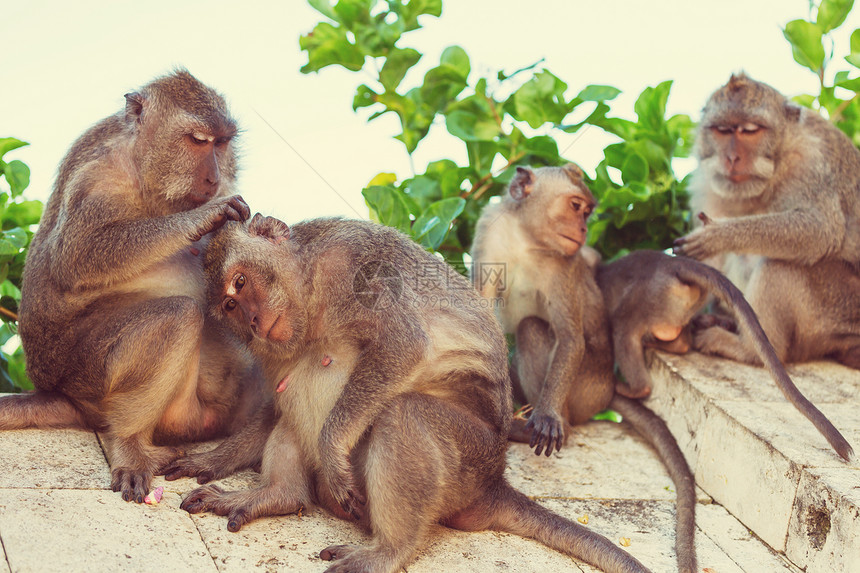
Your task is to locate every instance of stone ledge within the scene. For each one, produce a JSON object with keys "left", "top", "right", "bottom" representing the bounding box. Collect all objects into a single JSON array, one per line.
[{"left": 646, "top": 352, "right": 860, "bottom": 573}]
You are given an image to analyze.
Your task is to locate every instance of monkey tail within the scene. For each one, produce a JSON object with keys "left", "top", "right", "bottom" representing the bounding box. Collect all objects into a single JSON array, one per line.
[
  {"left": 486, "top": 480, "right": 652, "bottom": 573},
  {"left": 677, "top": 262, "right": 855, "bottom": 462},
  {"left": 610, "top": 395, "right": 697, "bottom": 573},
  {"left": 0, "top": 391, "right": 87, "bottom": 430}
]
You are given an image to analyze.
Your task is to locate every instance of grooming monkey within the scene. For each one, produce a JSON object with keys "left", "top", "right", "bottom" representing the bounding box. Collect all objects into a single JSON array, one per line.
[
  {"left": 0, "top": 70, "right": 262, "bottom": 503},
  {"left": 595, "top": 249, "right": 853, "bottom": 461},
  {"left": 674, "top": 73, "right": 860, "bottom": 370},
  {"left": 471, "top": 165, "right": 696, "bottom": 573},
  {"left": 174, "top": 214, "right": 651, "bottom": 573}
]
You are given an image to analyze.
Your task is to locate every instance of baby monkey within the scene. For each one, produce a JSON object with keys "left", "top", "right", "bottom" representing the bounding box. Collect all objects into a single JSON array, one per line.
[
  {"left": 472, "top": 165, "right": 696, "bottom": 573},
  {"left": 174, "top": 215, "right": 651, "bottom": 573}
]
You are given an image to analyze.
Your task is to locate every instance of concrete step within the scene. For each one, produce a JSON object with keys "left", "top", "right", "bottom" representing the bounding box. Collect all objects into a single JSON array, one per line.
[{"left": 646, "top": 353, "right": 860, "bottom": 573}]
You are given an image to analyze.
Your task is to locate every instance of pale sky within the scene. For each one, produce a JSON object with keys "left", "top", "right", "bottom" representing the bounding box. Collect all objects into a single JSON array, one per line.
[{"left": 3, "top": 1, "right": 857, "bottom": 223}]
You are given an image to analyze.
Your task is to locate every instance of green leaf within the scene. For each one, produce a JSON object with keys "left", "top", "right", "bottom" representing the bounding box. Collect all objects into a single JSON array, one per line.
[
  {"left": 817, "top": 0, "right": 853, "bottom": 33},
  {"left": 621, "top": 153, "right": 649, "bottom": 184},
  {"left": 362, "top": 185, "right": 411, "bottom": 233},
  {"left": 398, "top": 0, "right": 443, "bottom": 31},
  {"left": 576, "top": 84, "right": 621, "bottom": 102},
  {"left": 3, "top": 161, "right": 30, "bottom": 196},
  {"left": 412, "top": 197, "right": 466, "bottom": 249},
  {"left": 783, "top": 20, "right": 826, "bottom": 72},
  {"left": 308, "top": 0, "right": 337, "bottom": 21},
  {"left": 332, "top": 0, "right": 372, "bottom": 30},
  {"left": 439, "top": 45, "right": 470, "bottom": 78},
  {"left": 4, "top": 200, "right": 43, "bottom": 227},
  {"left": 521, "top": 135, "right": 559, "bottom": 160},
  {"left": 0, "top": 139, "right": 28, "bottom": 161},
  {"left": 634, "top": 80, "right": 672, "bottom": 131},
  {"left": 836, "top": 74, "right": 860, "bottom": 91},
  {"left": 511, "top": 70, "right": 571, "bottom": 128},
  {"left": 593, "top": 409, "right": 622, "bottom": 423},
  {"left": 379, "top": 48, "right": 422, "bottom": 91},
  {"left": 0, "top": 280, "right": 21, "bottom": 299},
  {"left": 300, "top": 22, "right": 365, "bottom": 74},
  {"left": 353, "top": 84, "right": 379, "bottom": 110},
  {"left": 445, "top": 110, "right": 499, "bottom": 141}
]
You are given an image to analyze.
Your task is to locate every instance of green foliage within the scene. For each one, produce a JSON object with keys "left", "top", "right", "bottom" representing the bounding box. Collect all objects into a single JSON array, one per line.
[
  {"left": 300, "top": 0, "right": 694, "bottom": 265},
  {"left": 784, "top": 0, "right": 860, "bottom": 145},
  {"left": 0, "top": 138, "right": 43, "bottom": 392}
]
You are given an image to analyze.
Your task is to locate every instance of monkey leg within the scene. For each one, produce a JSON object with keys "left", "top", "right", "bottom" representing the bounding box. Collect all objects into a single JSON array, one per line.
[
  {"left": 512, "top": 317, "right": 554, "bottom": 403},
  {"left": 93, "top": 296, "right": 209, "bottom": 502},
  {"left": 181, "top": 420, "right": 310, "bottom": 531},
  {"left": 614, "top": 330, "right": 654, "bottom": 398},
  {"left": 692, "top": 326, "right": 763, "bottom": 365},
  {"left": 321, "top": 393, "right": 491, "bottom": 573}
]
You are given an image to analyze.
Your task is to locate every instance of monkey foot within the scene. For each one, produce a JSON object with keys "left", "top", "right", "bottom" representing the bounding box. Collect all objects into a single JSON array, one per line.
[
  {"left": 111, "top": 468, "right": 153, "bottom": 504},
  {"left": 161, "top": 453, "right": 217, "bottom": 484},
  {"left": 525, "top": 410, "right": 565, "bottom": 457},
  {"left": 615, "top": 381, "right": 651, "bottom": 399}
]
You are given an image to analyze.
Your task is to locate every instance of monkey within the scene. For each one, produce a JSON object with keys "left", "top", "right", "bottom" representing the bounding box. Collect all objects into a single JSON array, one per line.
[
  {"left": 0, "top": 70, "right": 263, "bottom": 504},
  {"left": 171, "top": 214, "right": 652, "bottom": 573},
  {"left": 470, "top": 165, "right": 697, "bottom": 573},
  {"left": 674, "top": 72, "right": 860, "bottom": 371},
  {"left": 594, "top": 249, "right": 854, "bottom": 461}
]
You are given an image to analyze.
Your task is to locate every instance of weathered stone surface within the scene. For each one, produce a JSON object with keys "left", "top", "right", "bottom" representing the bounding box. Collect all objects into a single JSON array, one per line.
[
  {"left": 697, "top": 502, "right": 802, "bottom": 572},
  {"left": 0, "top": 428, "right": 109, "bottom": 490},
  {"left": 786, "top": 467, "right": 860, "bottom": 573},
  {"left": 0, "top": 489, "right": 216, "bottom": 573},
  {"left": 506, "top": 423, "right": 711, "bottom": 502}
]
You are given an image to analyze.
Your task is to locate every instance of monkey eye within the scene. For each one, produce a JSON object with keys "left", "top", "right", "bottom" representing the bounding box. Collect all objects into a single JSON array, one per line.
[
  {"left": 189, "top": 133, "right": 210, "bottom": 145},
  {"left": 235, "top": 274, "right": 246, "bottom": 292},
  {"left": 223, "top": 298, "right": 237, "bottom": 312},
  {"left": 712, "top": 125, "right": 733, "bottom": 135},
  {"left": 739, "top": 123, "right": 762, "bottom": 134},
  {"left": 214, "top": 136, "right": 232, "bottom": 146}
]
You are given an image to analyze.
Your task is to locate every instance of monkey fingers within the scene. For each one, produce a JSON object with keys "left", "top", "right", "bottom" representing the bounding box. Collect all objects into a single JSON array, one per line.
[
  {"left": 189, "top": 194, "right": 251, "bottom": 242},
  {"left": 525, "top": 410, "right": 564, "bottom": 457},
  {"left": 162, "top": 455, "right": 217, "bottom": 484},
  {"left": 111, "top": 468, "right": 153, "bottom": 504},
  {"left": 180, "top": 484, "right": 226, "bottom": 514},
  {"left": 672, "top": 228, "right": 714, "bottom": 260}
]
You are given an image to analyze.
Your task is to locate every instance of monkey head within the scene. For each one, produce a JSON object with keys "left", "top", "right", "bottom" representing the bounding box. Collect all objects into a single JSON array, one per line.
[
  {"left": 204, "top": 214, "right": 307, "bottom": 357},
  {"left": 696, "top": 73, "right": 801, "bottom": 200},
  {"left": 126, "top": 69, "right": 239, "bottom": 214},
  {"left": 506, "top": 164, "right": 595, "bottom": 257}
]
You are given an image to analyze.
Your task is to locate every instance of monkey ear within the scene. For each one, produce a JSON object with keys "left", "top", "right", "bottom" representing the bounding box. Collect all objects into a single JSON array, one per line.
[
  {"left": 561, "top": 163, "right": 583, "bottom": 183},
  {"left": 509, "top": 167, "right": 535, "bottom": 201},
  {"left": 784, "top": 102, "right": 802, "bottom": 123},
  {"left": 248, "top": 213, "right": 291, "bottom": 245},
  {"left": 124, "top": 92, "right": 146, "bottom": 124}
]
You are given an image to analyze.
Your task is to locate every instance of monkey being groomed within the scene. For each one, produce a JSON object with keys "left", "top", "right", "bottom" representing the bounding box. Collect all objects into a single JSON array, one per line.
[
  {"left": 0, "top": 70, "right": 265, "bottom": 503},
  {"left": 471, "top": 165, "right": 697, "bottom": 573},
  {"left": 674, "top": 73, "right": 860, "bottom": 371},
  {"left": 169, "top": 214, "right": 652, "bottom": 573},
  {"left": 595, "top": 249, "right": 853, "bottom": 461}
]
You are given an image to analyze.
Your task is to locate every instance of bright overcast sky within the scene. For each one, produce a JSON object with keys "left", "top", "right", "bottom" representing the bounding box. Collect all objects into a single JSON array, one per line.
[{"left": 3, "top": 1, "right": 858, "bottom": 223}]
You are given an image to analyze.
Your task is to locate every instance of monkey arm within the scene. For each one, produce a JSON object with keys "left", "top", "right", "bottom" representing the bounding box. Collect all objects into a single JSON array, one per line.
[
  {"left": 50, "top": 192, "right": 249, "bottom": 291},
  {"left": 317, "top": 329, "right": 426, "bottom": 519},
  {"left": 675, "top": 207, "right": 845, "bottom": 265},
  {"left": 527, "top": 327, "right": 584, "bottom": 457}
]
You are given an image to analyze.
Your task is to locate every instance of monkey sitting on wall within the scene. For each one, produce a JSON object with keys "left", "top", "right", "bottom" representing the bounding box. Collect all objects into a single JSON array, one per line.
[
  {"left": 471, "top": 165, "right": 696, "bottom": 573},
  {"left": 0, "top": 70, "right": 264, "bottom": 504},
  {"left": 170, "top": 214, "right": 652, "bottom": 573},
  {"left": 674, "top": 73, "right": 860, "bottom": 370},
  {"left": 595, "top": 249, "right": 853, "bottom": 461}
]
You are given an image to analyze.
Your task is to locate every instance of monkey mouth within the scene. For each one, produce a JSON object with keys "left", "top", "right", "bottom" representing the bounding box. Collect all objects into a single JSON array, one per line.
[
  {"left": 558, "top": 234, "right": 582, "bottom": 247},
  {"left": 727, "top": 173, "right": 752, "bottom": 184}
]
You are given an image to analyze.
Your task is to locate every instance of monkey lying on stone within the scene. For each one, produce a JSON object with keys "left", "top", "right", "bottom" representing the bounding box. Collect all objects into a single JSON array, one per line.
[
  {"left": 0, "top": 70, "right": 264, "bottom": 503},
  {"left": 595, "top": 249, "right": 853, "bottom": 461},
  {"left": 675, "top": 73, "right": 860, "bottom": 371},
  {"left": 471, "top": 165, "right": 696, "bottom": 573},
  {"left": 171, "top": 214, "right": 652, "bottom": 573}
]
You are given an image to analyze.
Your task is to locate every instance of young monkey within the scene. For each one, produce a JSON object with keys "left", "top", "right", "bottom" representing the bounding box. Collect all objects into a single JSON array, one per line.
[
  {"left": 595, "top": 248, "right": 854, "bottom": 461},
  {"left": 173, "top": 214, "right": 652, "bottom": 573},
  {"left": 471, "top": 165, "right": 697, "bottom": 573}
]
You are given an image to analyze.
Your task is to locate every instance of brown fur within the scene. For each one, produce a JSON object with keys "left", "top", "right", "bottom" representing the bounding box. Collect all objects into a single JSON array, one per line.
[
  {"left": 596, "top": 250, "right": 853, "bottom": 461},
  {"left": 675, "top": 73, "right": 860, "bottom": 372},
  {"left": 471, "top": 166, "right": 697, "bottom": 573},
  {"left": 173, "top": 214, "right": 651, "bottom": 573},
  {"left": 1, "top": 70, "right": 262, "bottom": 503}
]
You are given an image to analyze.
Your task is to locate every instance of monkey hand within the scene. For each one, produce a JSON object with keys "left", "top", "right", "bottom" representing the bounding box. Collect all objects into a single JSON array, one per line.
[
  {"left": 189, "top": 194, "right": 251, "bottom": 242},
  {"left": 525, "top": 407, "right": 565, "bottom": 457},
  {"left": 320, "top": 452, "right": 367, "bottom": 520},
  {"left": 111, "top": 467, "right": 155, "bottom": 504},
  {"left": 248, "top": 212, "right": 290, "bottom": 245},
  {"left": 673, "top": 224, "right": 720, "bottom": 260}
]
